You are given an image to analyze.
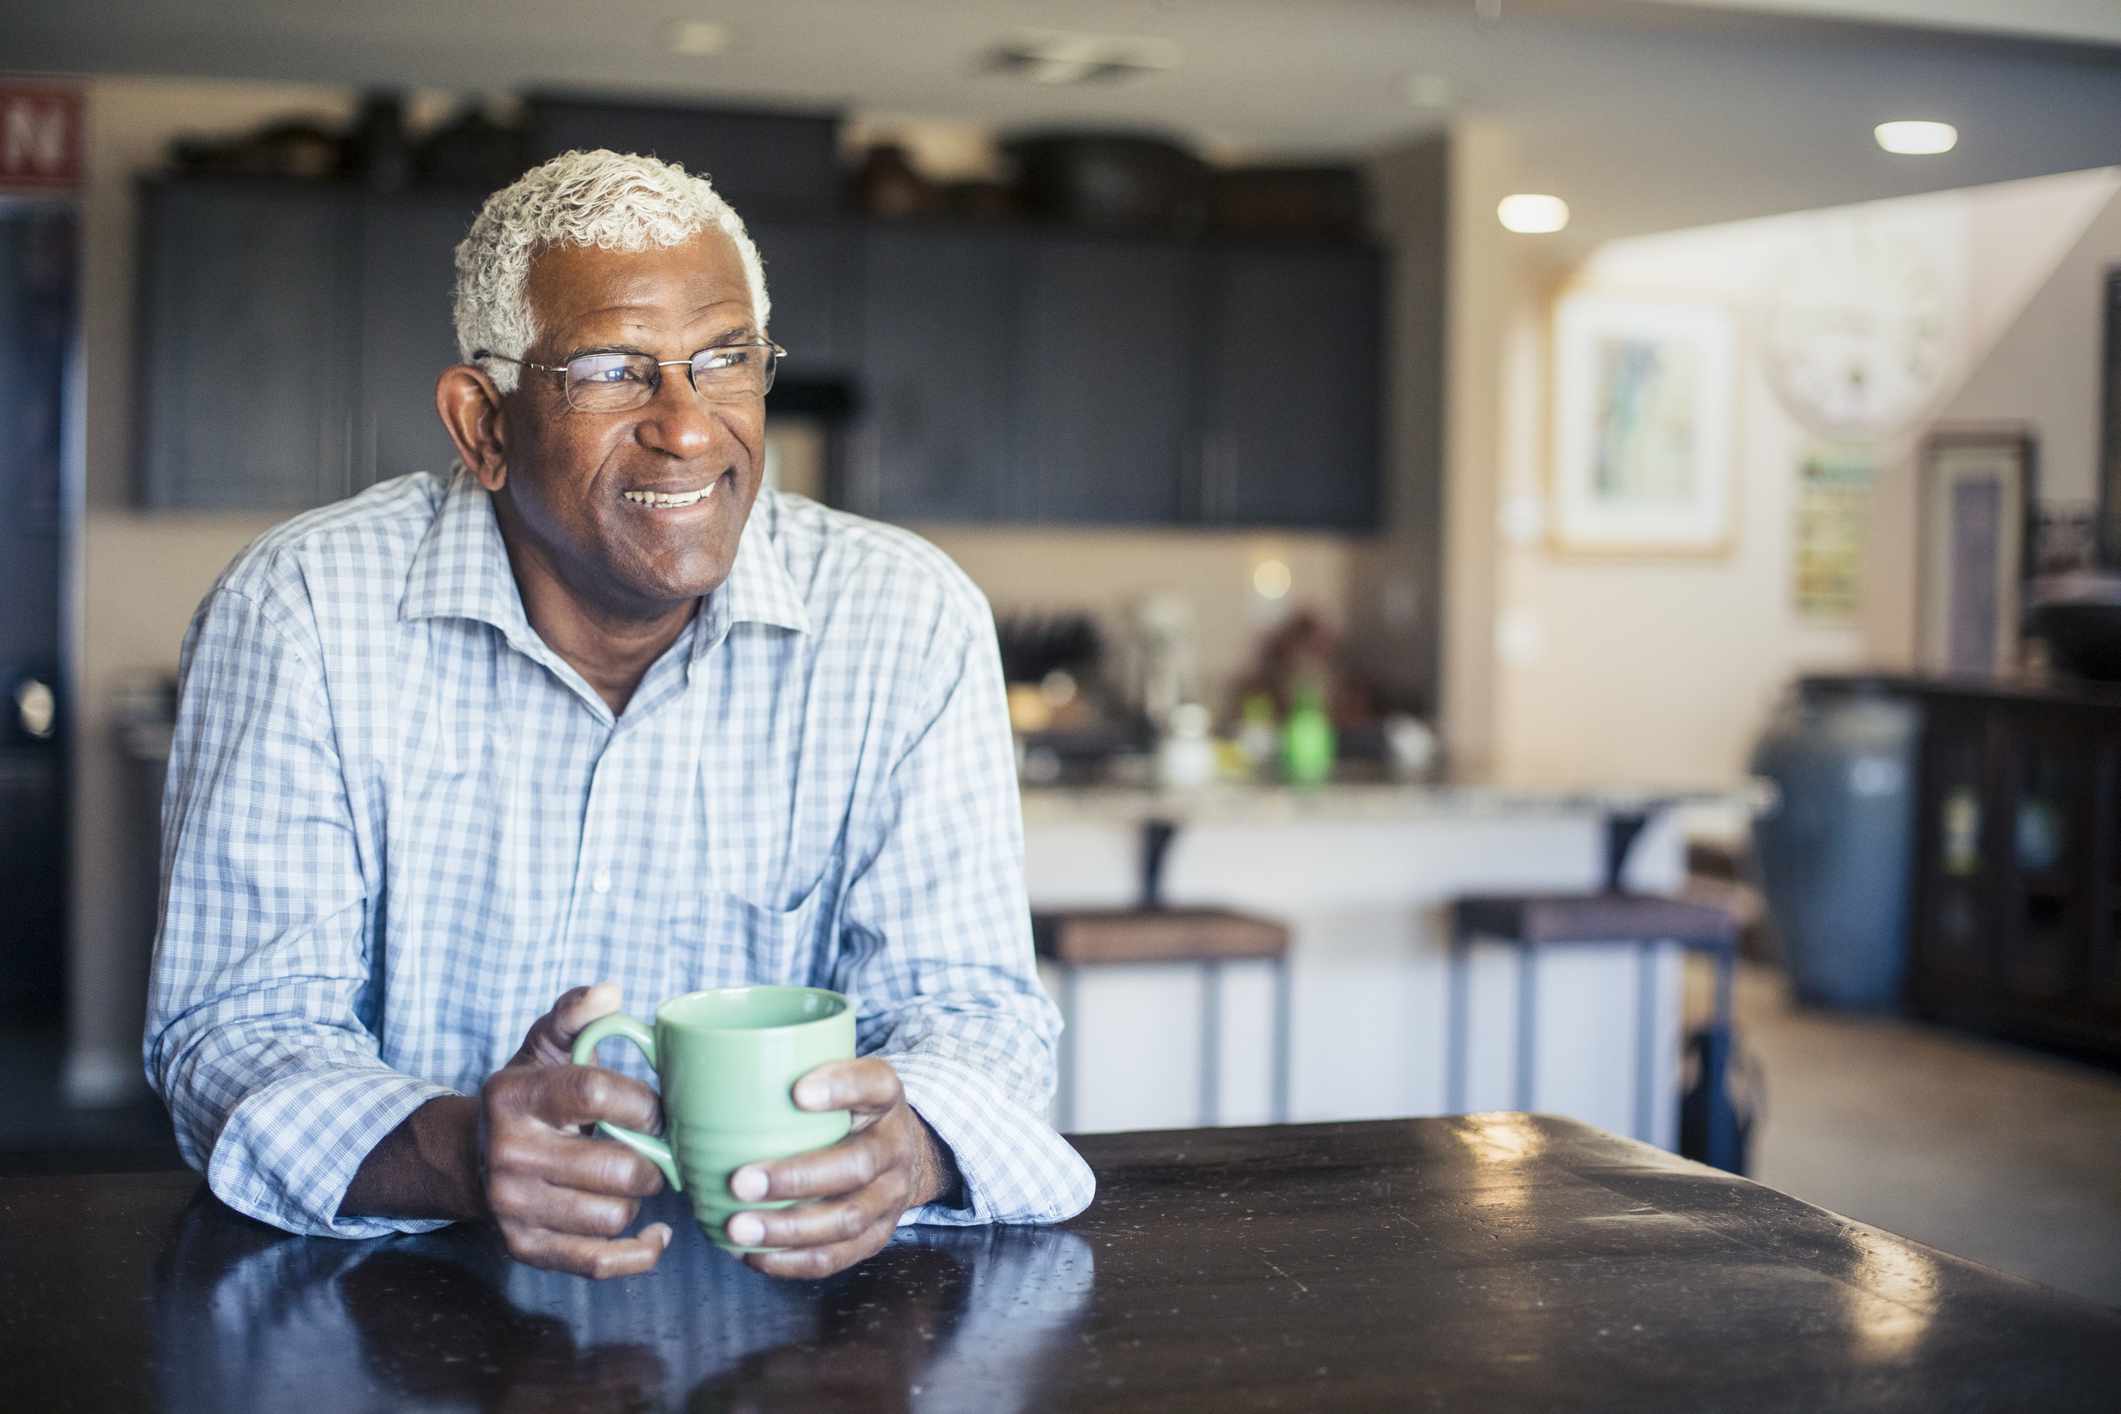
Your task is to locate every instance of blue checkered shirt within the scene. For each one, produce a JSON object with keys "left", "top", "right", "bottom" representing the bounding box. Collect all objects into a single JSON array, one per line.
[{"left": 145, "top": 469, "right": 1094, "bottom": 1239}]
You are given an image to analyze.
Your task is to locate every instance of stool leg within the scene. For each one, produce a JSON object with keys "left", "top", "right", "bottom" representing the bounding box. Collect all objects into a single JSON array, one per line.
[
  {"left": 1271, "top": 953, "right": 1293, "bottom": 1125},
  {"left": 1200, "top": 960, "right": 1223, "bottom": 1128},
  {"left": 1515, "top": 945, "right": 1538, "bottom": 1114},
  {"left": 1634, "top": 940, "right": 1658, "bottom": 1144},
  {"left": 1056, "top": 964, "right": 1080, "bottom": 1133},
  {"left": 1715, "top": 947, "right": 1737, "bottom": 1030},
  {"left": 1446, "top": 933, "right": 1469, "bottom": 1114}
]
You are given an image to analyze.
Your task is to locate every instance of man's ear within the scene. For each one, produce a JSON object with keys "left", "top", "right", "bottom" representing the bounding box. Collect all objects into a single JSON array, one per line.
[{"left": 436, "top": 364, "right": 509, "bottom": 492}]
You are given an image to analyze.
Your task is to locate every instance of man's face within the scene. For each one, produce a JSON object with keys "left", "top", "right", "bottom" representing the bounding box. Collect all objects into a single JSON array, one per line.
[{"left": 497, "top": 230, "right": 765, "bottom": 619}]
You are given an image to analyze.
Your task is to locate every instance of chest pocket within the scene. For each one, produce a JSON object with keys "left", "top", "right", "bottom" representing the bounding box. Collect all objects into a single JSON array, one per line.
[{"left": 663, "top": 879, "right": 833, "bottom": 997}]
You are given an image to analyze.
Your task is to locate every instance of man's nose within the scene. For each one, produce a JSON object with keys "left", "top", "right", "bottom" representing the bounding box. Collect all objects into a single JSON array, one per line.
[{"left": 634, "top": 369, "right": 715, "bottom": 458}]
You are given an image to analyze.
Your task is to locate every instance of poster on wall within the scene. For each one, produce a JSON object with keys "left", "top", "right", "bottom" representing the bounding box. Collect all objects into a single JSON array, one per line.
[
  {"left": 1551, "top": 293, "right": 1737, "bottom": 557},
  {"left": 1791, "top": 449, "right": 1874, "bottom": 622},
  {"left": 1918, "top": 429, "right": 2036, "bottom": 677}
]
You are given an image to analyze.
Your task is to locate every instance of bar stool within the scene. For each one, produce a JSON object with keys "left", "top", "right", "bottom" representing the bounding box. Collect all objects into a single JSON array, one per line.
[
  {"left": 1035, "top": 905, "right": 1293, "bottom": 1131},
  {"left": 1444, "top": 892, "right": 1737, "bottom": 1145}
]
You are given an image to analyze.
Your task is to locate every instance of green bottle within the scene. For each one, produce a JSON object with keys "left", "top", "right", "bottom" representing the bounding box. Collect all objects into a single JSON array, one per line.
[{"left": 1280, "top": 682, "right": 1336, "bottom": 787}]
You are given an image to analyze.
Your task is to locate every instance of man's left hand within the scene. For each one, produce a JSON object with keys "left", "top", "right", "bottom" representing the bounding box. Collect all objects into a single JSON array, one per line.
[{"left": 722, "top": 1058, "right": 955, "bottom": 1278}]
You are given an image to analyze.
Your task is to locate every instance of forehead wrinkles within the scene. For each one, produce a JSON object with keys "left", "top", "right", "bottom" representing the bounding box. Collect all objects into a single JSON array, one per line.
[{"left": 528, "top": 238, "right": 753, "bottom": 346}]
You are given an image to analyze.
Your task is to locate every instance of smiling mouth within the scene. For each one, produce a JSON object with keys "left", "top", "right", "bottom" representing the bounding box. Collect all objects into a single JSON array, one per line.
[{"left": 620, "top": 474, "right": 724, "bottom": 509}]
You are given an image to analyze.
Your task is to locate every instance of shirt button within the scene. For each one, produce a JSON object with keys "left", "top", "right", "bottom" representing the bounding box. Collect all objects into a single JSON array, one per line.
[{"left": 592, "top": 869, "right": 613, "bottom": 895}]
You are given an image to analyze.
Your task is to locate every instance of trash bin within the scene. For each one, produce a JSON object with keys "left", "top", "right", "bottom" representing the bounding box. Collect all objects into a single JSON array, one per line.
[{"left": 1748, "top": 684, "right": 1920, "bottom": 1011}]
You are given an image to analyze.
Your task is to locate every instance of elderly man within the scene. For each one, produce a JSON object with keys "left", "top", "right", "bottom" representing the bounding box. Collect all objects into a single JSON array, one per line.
[{"left": 145, "top": 149, "right": 1093, "bottom": 1280}]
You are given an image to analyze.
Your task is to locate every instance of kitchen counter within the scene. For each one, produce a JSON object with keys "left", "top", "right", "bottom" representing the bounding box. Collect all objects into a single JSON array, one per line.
[
  {"left": 1022, "top": 777, "right": 1759, "bottom": 1140},
  {"left": 1020, "top": 775, "right": 1763, "bottom": 825}
]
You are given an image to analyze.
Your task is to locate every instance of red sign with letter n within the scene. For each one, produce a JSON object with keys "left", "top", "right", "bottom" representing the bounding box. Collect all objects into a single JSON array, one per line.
[{"left": 0, "top": 84, "right": 84, "bottom": 190}]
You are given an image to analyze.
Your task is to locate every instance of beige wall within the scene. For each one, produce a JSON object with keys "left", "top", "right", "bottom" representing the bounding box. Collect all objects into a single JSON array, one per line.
[
  {"left": 1938, "top": 181, "right": 2121, "bottom": 508},
  {"left": 911, "top": 525, "right": 1361, "bottom": 707},
  {"left": 1474, "top": 167, "right": 2121, "bottom": 793}
]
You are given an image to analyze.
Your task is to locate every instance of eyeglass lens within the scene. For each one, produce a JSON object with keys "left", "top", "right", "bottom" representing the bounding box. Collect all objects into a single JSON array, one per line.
[{"left": 562, "top": 346, "right": 779, "bottom": 411}]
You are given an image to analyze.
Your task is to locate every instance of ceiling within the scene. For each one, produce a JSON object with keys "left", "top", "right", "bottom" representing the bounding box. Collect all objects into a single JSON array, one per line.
[{"left": 6, "top": 1, "right": 2120, "bottom": 247}]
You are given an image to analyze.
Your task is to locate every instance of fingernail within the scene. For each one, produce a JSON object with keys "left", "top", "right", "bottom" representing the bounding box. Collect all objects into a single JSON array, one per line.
[
  {"left": 651, "top": 1223, "right": 673, "bottom": 1250},
  {"left": 731, "top": 1167, "right": 768, "bottom": 1201},
  {"left": 794, "top": 1078, "right": 828, "bottom": 1108},
  {"left": 727, "top": 1213, "right": 765, "bottom": 1247}
]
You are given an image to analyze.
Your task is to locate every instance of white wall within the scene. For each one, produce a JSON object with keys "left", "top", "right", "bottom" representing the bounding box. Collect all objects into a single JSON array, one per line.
[{"left": 1458, "top": 166, "right": 2121, "bottom": 793}]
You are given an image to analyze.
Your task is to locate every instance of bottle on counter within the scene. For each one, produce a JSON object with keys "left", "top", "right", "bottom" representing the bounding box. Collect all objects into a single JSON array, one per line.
[
  {"left": 1156, "top": 702, "right": 1218, "bottom": 790},
  {"left": 1235, "top": 692, "right": 1280, "bottom": 777},
  {"left": 1279, "top": 681, "right": 1336, "bottom": 787}
]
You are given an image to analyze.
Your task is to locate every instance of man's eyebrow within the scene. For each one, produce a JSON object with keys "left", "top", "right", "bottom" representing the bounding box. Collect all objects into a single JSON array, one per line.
[{"left": 560, "top": 342, "right": 654, "bottom": 361}]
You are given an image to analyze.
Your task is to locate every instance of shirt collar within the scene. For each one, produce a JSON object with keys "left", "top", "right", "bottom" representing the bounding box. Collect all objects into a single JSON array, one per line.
[
  {"left": 401, "top": 468, "right": 811, "bottom": 650},
  {"left": 694, "top": 488, "right": 813, "bottom": 658}
]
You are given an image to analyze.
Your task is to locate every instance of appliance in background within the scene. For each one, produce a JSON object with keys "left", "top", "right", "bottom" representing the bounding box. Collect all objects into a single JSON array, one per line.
[
  {"left": 2021, "top": 265, "right": 2121, "bottom": 682},
  {"left": 0, "top": 198, "right": 77, "bottom": 1023}
]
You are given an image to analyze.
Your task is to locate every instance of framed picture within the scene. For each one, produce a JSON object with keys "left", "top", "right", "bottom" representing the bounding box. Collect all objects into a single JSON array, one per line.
[
  {"left": 1917, "top": 428, "right": 2037, "bottom": 677},
  {"left": 1791, "top": 448, "right": 1874, "bottom": 622},
  {"left": 1550, "top": 294, "right": 1738, "bottom": 556}
]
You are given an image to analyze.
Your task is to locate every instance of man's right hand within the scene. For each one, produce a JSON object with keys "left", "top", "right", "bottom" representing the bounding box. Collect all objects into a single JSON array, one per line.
[{"left": 479, "top": 982, "right": 673, "bottom": 1279}]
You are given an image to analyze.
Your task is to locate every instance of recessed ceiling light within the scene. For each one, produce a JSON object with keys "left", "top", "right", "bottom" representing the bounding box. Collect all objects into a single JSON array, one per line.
[
  {"left": 1497, "top": 194, "right": 1569, "bottom": 234},
  {"left": 1874, "top": 120, "right": 1957, "bottom": 155},
  {"left": 664, "top": 20, "right": 732, "bottom": 57}
]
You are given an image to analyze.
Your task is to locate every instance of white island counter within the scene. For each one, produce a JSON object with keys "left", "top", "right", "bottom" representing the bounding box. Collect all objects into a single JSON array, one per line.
[{"left": 1021, "top": 778, "right": 1758, "bottom": 1148}]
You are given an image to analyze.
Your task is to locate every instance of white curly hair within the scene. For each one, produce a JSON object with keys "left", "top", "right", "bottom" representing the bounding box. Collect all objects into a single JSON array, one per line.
[{"left": 452, "top": 148, "right": 771, "bottom": 393}]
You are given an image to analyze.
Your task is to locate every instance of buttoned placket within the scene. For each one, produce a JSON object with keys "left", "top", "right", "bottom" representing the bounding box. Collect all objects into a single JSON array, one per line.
[{"left": 558, "top": 615, "right": 708, "bottom": 995}]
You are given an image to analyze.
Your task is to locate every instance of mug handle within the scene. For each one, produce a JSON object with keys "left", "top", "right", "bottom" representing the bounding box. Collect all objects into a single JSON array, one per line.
[{"left": 569, "top": 1013, "right": 682, "bottom": 1193}]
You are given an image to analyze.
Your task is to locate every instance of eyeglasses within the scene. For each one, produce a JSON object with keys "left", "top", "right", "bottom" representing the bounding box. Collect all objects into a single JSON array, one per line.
[{"left": 475, "top": 341, "right": 786, "bottom": 412}]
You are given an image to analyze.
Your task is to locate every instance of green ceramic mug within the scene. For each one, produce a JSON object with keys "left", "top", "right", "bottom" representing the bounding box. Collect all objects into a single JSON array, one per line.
[{"left": 569, "top": 985, "right": 855, "bottom": 1252}]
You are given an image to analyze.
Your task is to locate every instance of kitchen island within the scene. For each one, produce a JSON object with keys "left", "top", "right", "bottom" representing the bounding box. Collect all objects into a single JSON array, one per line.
[{"left": 1021, "top": 778, "right": 1760, "bottom": 1143}]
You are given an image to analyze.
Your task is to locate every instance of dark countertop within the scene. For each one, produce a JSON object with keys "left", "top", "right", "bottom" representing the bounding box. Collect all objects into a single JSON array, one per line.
[
  {"left": 1802, "top": 670, "right": 2121, "bottom": 711},
  {"left": 4, "top": 1115, "right": 2117, "bottom": 1411}
]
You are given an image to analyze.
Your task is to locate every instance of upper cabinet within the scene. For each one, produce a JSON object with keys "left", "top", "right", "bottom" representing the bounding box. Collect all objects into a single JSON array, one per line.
[
  {"left": 136, "top": 180, "right": 361, "bottom": 509},
  {"left": 849, "top": 227, "right": 1384, "bottom": 531},
  {"left": 357, "top": 189, "right": 482, "bottom": 489},
  {"left": 845, "top": 225, "right": 1019, "bottom": 523},
  {"left": 136, "top": 176, "right": 1390, "bottom": 531},
  {"left": 1012, "top": 235, "right": 1193, "bottom": 525},
  {"left": 1195, "top": 243, "right": 1383, "bottom": 530}
]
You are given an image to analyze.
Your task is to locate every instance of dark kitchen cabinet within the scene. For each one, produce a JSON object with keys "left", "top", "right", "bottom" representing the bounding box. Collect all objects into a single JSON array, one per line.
[
  {"left": 137, "top": 180, "right": 360, "bottom": 509},
  {"left": 750, "top": 220, "right": 857, "bottom": 377},
  {"left": 1196, "top": 244, "right": 1382, "bottom": 529},
  {"left": 136, "top": 175, "right": 1390, "bottom": 530},
  {"left": 844, "top": 225, "right": 1018, "bottom": 522},
  {"left": 357, "top": 189, "right": 482, "bottom": 488},
  {"left": 1012, "top": 235, "right": 1192, "bottom": 525},
  {"left": 1805, "top": 674, "right": 2121, "bottom": 1064}
]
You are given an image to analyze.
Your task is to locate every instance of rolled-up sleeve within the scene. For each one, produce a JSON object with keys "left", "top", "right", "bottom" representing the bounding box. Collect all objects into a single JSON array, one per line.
[
  {"left": 835, "top": 595, "right": 1095, "bottom": 1228},
  {"left": 144, "top": 585, "right": 457, "bottom": 1239}
]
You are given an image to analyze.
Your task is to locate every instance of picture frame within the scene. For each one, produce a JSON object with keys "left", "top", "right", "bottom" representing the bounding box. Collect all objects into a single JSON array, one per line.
[
  {"left": 1917, "top": 428, "right": 2037, "bottom": 677},
  {"left": 1550, "top": 293, "right": 1738, "bottom": 557}
]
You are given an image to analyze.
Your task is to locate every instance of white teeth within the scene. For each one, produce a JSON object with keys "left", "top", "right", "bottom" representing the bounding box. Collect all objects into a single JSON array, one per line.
[{"left": 621, "top": 483, "right": 715, "bottom": 508}]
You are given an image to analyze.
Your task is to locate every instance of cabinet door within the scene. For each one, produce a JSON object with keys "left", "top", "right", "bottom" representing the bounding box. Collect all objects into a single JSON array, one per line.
[
  {"left": 137, "top": 181, "right": 359, "bottom": 509},
  {"left": 749, "top": 220, "right": 855, "bottom": 376},
  {"left": 1014, "top": 234, "right": 1191, "bottom": 525},
  {"left": 846, "top": 225, "right": 1018, "bottom": 522},
  {"left": 1197, "top": 244, "right": 1382, "bottom": 529},
  {"left": 358, "top": 191, "right": 481, "bottom": 489}
]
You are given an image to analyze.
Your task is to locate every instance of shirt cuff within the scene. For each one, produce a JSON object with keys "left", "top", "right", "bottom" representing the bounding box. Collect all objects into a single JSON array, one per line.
[
  {"left": 884, "top": 1050, "right": 1095, "bottom": 1227},
  {"left": 203, "top": 1067, "right": 463, "bottom": 1238}
]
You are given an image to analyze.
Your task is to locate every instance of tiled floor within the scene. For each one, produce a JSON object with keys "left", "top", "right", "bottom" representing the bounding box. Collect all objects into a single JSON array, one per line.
[{"left": 1702, "top": 959, "right": 2121, "bottom": 1311}]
